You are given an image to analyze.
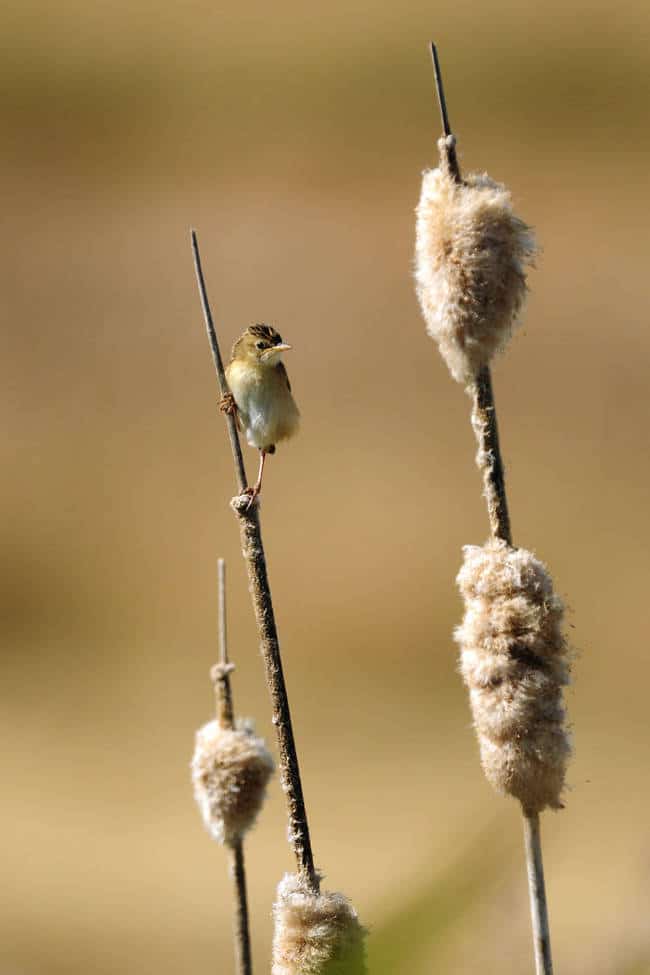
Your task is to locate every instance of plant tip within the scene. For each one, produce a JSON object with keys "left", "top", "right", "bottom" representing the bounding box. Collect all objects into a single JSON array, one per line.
[{"left": 429, "top": 41, "right": 452, "bottom": 138}]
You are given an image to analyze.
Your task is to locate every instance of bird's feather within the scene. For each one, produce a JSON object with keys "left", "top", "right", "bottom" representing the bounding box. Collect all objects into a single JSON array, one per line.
[{"left": 276, "top": 361, "right": 292, "bottom": 393}]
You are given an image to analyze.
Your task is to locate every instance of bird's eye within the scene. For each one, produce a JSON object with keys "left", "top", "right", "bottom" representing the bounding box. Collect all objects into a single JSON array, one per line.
[{"left": 256, "top": 341, "right": 265, "bottom": 350}]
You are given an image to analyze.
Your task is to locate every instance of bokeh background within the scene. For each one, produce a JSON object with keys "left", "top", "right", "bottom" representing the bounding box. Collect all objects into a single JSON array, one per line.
[{"left": 3, "top": 1, "right": 650, "bottom": 972}]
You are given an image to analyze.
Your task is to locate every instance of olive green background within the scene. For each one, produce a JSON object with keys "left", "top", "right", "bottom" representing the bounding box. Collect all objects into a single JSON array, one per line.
[{"left": 3, "top": 1, "right": 649, "bottom": 972}]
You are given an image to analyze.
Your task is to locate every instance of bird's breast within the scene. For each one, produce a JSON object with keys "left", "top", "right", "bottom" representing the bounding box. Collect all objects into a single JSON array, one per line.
[{"left": 226, "top": 360, "right": 300, "bottom": 450}]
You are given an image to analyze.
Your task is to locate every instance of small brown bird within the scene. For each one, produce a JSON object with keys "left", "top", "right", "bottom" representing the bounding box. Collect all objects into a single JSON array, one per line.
[{"left": 222, "top": 324, "right": 300, "bottom": 504}]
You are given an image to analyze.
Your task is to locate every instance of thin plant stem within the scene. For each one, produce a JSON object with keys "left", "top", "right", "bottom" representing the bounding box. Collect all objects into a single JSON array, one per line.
[
  {"left": 191, "top": 232, "right": 319, "bottom": 893},
  {"left": 523, "top": 812, "right": 554, "bottom": 975},
  {"left": 191, "top": 231, "right": 248, "bottom": 495},
  {"left": 429, "top": 41, "right": 461, "bottom": 182},
  {"left": 213, "top": 558, "right": 235, "bottom": 729},
  {"left": 430, "top": 43, "right": 552, "bottom": 973},
  {"left": 211, "top": 559, "right": 252, "bottom": 975},
  {"left": 228, "top": 842, "right": 253, "bottom": 975},
  {"left": 470, "top": 367, "right": 512, "bottom": 545}
]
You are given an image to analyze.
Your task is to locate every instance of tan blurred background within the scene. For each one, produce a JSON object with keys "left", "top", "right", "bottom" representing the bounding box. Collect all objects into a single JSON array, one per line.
[{"left": 2, "top": 1, "right": 650, "bottom": 972}]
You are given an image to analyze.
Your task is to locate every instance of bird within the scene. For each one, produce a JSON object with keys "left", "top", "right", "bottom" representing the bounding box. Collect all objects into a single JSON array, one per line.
[{"left": 221, "top": 324, "right": 300, "bottom": 505}]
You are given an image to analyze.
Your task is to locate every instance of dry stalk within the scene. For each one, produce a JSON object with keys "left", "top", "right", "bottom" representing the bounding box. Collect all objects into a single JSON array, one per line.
[
  {"left": 470, "top": 366, "right": 511, "bottom": 545},
  {"left": 191, "top": 555, "right": 274, "bottom": 972},
  {"left": 212, "top": 559, "right": 253, "bottom": 975},
  {"left": 191, "top": 231, "right": 318, "bottom": 893},
  {"left": 428, "top": 42, "right": 555, "bottom": 975},
  {"left": 523, "top": 812, "right": 554, "bottom": 975}
]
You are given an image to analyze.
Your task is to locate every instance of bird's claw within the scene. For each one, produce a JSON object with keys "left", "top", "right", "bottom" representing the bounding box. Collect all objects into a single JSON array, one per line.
[
  {"left": 219, "top": 393, "right": 237, "bottom": 416},
  {"left": 245, "top": 486, "right": 261, "bottom": 511}
]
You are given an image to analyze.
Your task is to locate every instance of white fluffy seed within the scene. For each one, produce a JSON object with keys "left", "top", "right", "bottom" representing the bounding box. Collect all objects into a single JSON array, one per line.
[
  {"left": 191, "top": 719, "right": 274, "bottom": 846},
  {"left": 455, "top": 539, "right": 571, "bottom": 813},
  {"left": 415, "top": 137, "right": 537, "bottom": 383},
  {"left": 271, "top": 873, "right": 367, "bottom": 975}
]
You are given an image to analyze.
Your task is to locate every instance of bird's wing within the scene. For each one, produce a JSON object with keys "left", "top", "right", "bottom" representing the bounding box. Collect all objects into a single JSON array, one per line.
[
  {"left": 225, "top": 361, "right": 246, "bottom": 431},
  {"left": 276, "top": 361, "right": 292, "bottom": 392}
]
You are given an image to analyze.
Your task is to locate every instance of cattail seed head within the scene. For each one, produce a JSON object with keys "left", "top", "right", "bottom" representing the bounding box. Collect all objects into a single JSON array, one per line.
[
  {"left": 191, "top": 719, "right": 274, "bottom": 846},
  {"left": 271, "top": 873, "right": 367, "bottom": 975},
  {"left": 455, "top": 539, "right": 571, "bottom": 813},
  {"left": 415, "top": 137, "right": 537, "bottom": 384}
]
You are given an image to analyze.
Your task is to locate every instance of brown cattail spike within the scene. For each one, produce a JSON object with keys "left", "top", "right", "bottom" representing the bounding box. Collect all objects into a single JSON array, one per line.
[
  {"left": 271, "top": 873, "right": 367, "bottom": 975},
  {"left": 455, "top": 539, "right": 571, "bottom": 814},
  {"left": 415, "top": 139, "right": 537, "bottom": 384}
]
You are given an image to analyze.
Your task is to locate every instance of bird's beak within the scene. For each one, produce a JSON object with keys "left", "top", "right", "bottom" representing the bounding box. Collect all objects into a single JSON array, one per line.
[{"left": 262, "top": 343, "right": 292, "bottom": 361}]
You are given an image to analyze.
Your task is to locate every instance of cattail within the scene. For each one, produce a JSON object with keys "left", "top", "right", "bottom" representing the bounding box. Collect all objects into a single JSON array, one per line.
[
  {"left": 192, "top": 717, "right": 274, "bottom": 847},
  {"left": 192, "top": 236, "right": 366, "bottom": 969},
  {"left": 455, "top": 539, "right": 571, "bottom": 814},
  {"left": 192, "top": 560, "right": 273, "bottom": 975},
  {"left": 415, "top": 136, "right": 536, "bottom": 384},
  {"left": 192, "top": 231, "right": 318, "bottom": 887},
  {"left": 271, "top": 873, "right": 367, "bottom": 975},
  {"left": 416, "top": 46, "right": 573, "bottom": 974}
]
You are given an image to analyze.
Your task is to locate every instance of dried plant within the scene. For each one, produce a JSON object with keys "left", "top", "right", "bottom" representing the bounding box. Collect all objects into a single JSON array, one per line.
[
  {"left": 192, "top": 718, "right": 274, "bottom": 846},
  {"left": 191, "top": 559, "right": 274, "bottom": 975},
  {"left": 191, "top": 234, "right": 365, "bottom": 973},
  {"left": 272, "top": 873, "right": 367, "bottom": 975},
  {"left": 414, "top": 43, "right": 573, "bottom": 975},
  {"left": 415, "top": 154, "right": 536, "bottom": 384},
  {"left": 456, "top": 540, "right": 570, "bottom": 814}
]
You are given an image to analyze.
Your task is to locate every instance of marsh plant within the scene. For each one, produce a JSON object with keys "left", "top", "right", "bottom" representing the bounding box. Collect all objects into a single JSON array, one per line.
[
  {"left": 414, "top": 44, "right": 572, "bottom": 975},
  {"left": 191, "top": 559, "right": 274, "bottom": 975},
  {"left": 188, "top": 43, "right": 579, "bottom": 975},
  {"left": 191, "top": 239, "right": 366, "bottom": 975}
]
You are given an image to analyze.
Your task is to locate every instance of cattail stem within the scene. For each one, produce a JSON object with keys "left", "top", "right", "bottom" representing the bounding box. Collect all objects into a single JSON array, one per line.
[
  {"left": 191, "top": 231, "right": 319, "bottom": 893},
  {"left": 214, "top": 559, "right": 235, "bottom": 729},
  {"left": 228, "top": 833, "right": 254, "bottom": 975},
  {"left": 230, "top": 500, "right": 318, "bottom": 890},
  {"left": 429, "top": 42, "right": 461, "bottom": 182},
  {"left": 523, "top": 812, "right": 554, "bottom": 975},
  {"left": 430, "top": 44, "right": 553, "bottom": 974},
  {"left": 191, "top": 230, "right": 248, "bottom": 495},
  {"left": 212, "top": 559, "right": 253, "bottom": 975},
  {"left": 470, "top": 366, "right": 512, "bottom": 545}
]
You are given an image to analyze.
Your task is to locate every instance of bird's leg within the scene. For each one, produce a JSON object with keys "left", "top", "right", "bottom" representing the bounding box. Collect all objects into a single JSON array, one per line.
[
  {"left": 255, "top": 450, "right": 268, "bottom": 493},
  {"left": 219, "top": 392, "right": 237, "bottom": 416},
  {"left": 245, "top": 450, "right": 267, "bottom": 510}
]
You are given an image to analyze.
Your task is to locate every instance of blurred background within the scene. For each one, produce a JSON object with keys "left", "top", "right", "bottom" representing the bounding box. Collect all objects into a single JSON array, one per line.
[{"left": 3, "top": 1, "right": 650, "bottom": 972}]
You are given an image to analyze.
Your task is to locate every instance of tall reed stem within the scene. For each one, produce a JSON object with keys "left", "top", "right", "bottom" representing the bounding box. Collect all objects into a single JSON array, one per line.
[
  {"left": 523, "top": 812, "right": 554, "bottom": 975},
  {"left": 430, "top": 41, "right": 553, "bottom": 974},
  {"left": 213, "top": 559, "right": 253, "bottom": 975},
  {"left": 191, "top": 231, "right": 319, "bottom": 893},
  {"left": 470, "top": 367, "right": 512, "bottom": 545}
]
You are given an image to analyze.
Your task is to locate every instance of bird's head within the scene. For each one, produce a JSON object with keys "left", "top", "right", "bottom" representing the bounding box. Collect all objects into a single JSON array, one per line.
[{"left": 231, "top": 324, "right": 292, "bottom": 366}]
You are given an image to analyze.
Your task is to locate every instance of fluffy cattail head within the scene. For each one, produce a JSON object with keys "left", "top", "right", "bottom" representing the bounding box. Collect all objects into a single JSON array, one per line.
[
  {"left": 191, "top": 719, "right": 274, "bottom": 845},
  {"left": 455, "top": 539, "right": 571, "bottom": 813},
  {"left": 415, "top": 137, "right": 537, "bottom": 384},
  {"left": 272, "top": 873, "right": 367, "bottom": 975}
]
